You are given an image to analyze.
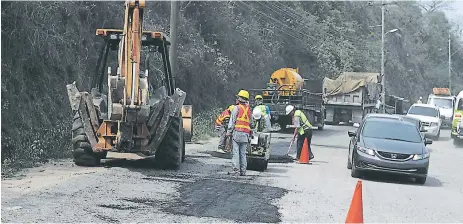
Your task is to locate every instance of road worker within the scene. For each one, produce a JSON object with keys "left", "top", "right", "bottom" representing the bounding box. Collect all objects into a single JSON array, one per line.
[
  {"left": 227, "top": 90, "right": 252, "bottom": 176},
  {"left": 285, "top": 105, "right": 314, "bottom": 161},
  {"left": 215, "top": 105, "right": 235, "bottom": 153},
  {"left": 254, "top": 95, "right": 271, "bottom": 116},
  {"left": 417, "top": 97, "right": 423, "bottom": 104},
  {"left": 252, "top": 108, "right": 271, "bottom": 133}
]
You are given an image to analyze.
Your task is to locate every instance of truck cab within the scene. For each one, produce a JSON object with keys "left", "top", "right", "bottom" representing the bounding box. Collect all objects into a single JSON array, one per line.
[
  {"left": 451, "top": 91, "right": 463, "bottom": 144},
  {"left": 427, "top": 88, "right": 454, "bottom": 128}
]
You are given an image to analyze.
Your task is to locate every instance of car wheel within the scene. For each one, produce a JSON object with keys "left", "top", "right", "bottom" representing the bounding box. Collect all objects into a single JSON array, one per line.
[
  {"left": 416, "top": 176, "right": 427, "bottom": 185},
  {"left": 347, "top": 147, "right": 352, "bottom": 169},
  {"left": 350, "top": 156, "right": 360, "bottom": 178}
]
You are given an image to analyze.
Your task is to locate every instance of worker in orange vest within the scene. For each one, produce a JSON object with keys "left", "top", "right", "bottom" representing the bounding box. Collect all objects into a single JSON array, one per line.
[
  {"left": 226, "top": 90, "right": 252, "bottom": 176},
  {"left": 215, "top": 105, "right": 236, "bottom": 153}
]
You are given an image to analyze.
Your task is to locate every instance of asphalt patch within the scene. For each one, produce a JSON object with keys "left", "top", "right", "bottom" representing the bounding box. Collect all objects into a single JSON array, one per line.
[{"left": 161, "top": 179, "right": 288, "bottom": 223}]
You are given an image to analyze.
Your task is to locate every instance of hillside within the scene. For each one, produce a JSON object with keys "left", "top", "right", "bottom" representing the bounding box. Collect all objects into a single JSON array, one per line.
[{"left": 1, "top": 1, "right": 462, "bottom": 171}]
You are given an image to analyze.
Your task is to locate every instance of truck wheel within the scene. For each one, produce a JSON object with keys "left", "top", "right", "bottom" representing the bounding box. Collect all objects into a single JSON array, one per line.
[
  {"left": 72, "top": 112, "right": 106, "bottom": 166},
  {"left": 155, "top": 115, "right": 185, "bottom": 169}
]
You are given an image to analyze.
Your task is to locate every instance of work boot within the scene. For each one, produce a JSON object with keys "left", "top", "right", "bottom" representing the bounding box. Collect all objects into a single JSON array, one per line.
[
  {"left": 217, "top": 147, "right": 226, "bottom": 153},
  {"left": 227, "top": 168, "right": 239, "bottom": 176},
  {"left": 240, "top": 171, "right": 246, "bottom": 176},
  {"left": 309, "top": 155, "right": 315, "bottom": 160}
]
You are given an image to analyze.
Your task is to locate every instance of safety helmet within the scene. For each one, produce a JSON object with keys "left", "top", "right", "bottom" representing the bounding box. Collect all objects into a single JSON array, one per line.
[
  {"left": 228, "top": 105, "right": 235, "bottom": 112},
  {"left": 253, "top": 107, "right": 262, "bottom": 120},
  {"left": 237, "top": 90, "right": 250, "bottom": 100},
  {"left": 285, "top": 105, "right": 295, "bottom": 115},
  {"left": 255, "top": 95, "right": 263, "bottom": 100},
  {"left": 419, "top": 97, "right": 423, "bottom": 100}
]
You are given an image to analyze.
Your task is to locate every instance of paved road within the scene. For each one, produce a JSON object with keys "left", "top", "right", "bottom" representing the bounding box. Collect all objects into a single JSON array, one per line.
[{"left": 2, "top": 125, "right": 463, "bottom": 222}]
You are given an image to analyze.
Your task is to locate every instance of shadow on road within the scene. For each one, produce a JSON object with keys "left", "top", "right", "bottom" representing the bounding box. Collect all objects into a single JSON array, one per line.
[
  {"left": 360, "top": 172, "right": 443, "bottom": 187},
  {"left": 265, "top": 167, "right": 288, "bottom": 174},
  {"left": 435, "top": 136, "right": 451, "bottom": 142}
]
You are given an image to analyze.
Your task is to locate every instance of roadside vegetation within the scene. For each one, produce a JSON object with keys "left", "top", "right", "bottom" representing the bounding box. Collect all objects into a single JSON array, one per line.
[{"left": 2, "top": 1, "right": 463, "bottom": 174}]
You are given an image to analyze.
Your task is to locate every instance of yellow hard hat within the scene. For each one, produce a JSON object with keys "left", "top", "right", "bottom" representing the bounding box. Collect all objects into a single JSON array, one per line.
[
  {"left": 255, "top": 95, "right": 263, "bottom": 100},
  {"left": 237, "top": 90, "right": 250, "bottom": 100},
  {"left": 228, "top": 105, "right": 235, "bottom": 112}
]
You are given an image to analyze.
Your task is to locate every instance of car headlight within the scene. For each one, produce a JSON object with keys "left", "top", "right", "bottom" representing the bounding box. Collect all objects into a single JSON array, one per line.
[
  {"left": 356, "top": 145, "right": 375, "bottom": 156},
  {"left": 412, "top": 152, "right": 430, "bottom": 161},
  {"left": 431, "top": 122, "right": 439, "bottom": 127}
]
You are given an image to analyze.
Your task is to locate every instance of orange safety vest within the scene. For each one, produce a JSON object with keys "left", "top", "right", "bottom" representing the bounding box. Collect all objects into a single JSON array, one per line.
[
  {"left": 235, "top": 104, "right": 251, "bottom": 134},
  {"left": 215, "top": 109, "right": 231, "bottom": 126}
]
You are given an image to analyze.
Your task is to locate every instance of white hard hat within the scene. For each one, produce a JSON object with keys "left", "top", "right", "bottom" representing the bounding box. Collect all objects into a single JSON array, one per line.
[
  {"left": 285, "top": 105, "right": 295, "bottom": 115},
  {"left": 419, "top": 97, "right": 422, "bottom": 99},
  {"left": 253, "top": 108, "right": 262, "bottom": 120}
]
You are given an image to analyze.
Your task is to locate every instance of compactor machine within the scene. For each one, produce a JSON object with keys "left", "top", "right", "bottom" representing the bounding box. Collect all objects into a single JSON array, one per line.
[{"left": 66, "top": 0, "right": 192, "bottom": 169}]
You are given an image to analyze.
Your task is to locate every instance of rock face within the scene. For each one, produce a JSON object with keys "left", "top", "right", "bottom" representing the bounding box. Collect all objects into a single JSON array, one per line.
[{"left": 1, "top": 1, "right": 463, "bottom": 169}]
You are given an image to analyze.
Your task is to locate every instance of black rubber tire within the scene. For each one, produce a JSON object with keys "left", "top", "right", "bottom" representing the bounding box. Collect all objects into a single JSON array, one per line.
[
  {"left": 350, "top": 156, "right": 360, "bottom": 178},
  {"left": 454, "top": 138, "right": 462, "bottom": 146},
  {"left": 434, "top": 129, "right": 440, "bottom": 140},
  {"left": 72, "top": 112, "right": 106, "bottom": 167},
  {"left": 155, "top": 115, "right": 185, "bottom": 169},
  {"left": 416, "top": 176, "right": 427, "bottom": 185},
  {"left": 347, "top": 150, "right": 352, "bottom": 169}
]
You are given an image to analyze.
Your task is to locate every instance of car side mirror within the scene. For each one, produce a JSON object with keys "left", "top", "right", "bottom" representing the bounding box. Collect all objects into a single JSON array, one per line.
[
  {"left": 425, "top": 138, "right": 433, "bottom": 145},
  {"left": 353, "top": 123, "right": 360, "bottom": 128},
  {"left": 348, "top": 131, "right": 356, "bottom": 137}
]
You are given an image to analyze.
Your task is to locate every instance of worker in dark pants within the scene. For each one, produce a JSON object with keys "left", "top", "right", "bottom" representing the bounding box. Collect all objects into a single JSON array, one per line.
[{"left": 286, "top": 105, "right": 314, "bottom": 161}]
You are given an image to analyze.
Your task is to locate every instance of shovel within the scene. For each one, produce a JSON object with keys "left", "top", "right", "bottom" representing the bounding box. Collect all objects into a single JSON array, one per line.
[{"left": 285, "top": 130, "right": 297, "bottom": 156}]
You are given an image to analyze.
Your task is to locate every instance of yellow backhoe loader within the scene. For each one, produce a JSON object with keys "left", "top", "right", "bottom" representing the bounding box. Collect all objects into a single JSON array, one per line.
[{"left": 66, "top": 0, "right": 192, "bottom": 169}]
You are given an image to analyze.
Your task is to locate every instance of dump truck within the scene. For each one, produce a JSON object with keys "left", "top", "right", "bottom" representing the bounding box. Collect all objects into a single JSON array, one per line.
[
  {"left": 65, "top": 0, "right": 192, "bottom": 169},
  {"left": 427, "top": 87, "right": 455, "bottom": 128},
  {"left": 249, "top": 68, "right": 325, "bottom": 131},
  {"left": 322, "top": 72, "right": 381, "bottom": 124},
  {"left": 384, "top": 95, "right": 411, "bottom": 115}
]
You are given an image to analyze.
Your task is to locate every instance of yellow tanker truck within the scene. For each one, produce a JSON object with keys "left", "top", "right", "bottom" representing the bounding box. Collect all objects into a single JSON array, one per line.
[{"left": 249, "top": 68, "right": 325, "bottom": 131}]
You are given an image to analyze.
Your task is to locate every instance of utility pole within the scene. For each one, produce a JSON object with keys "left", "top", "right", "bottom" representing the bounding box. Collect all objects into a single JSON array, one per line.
[
  {"left": 170, "top": 1, "right": 179, "bottom": 80},
  {"left": 381, "top": 0, "right": 386, "bottom": 113},
  {"left": 449, "top": 33, "right": 452, "bottom": 94}
]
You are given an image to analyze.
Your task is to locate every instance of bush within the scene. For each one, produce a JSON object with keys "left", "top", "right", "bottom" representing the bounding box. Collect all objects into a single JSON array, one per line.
[{"left": 192, "top": 108, "right": 223, "bottom": 142}]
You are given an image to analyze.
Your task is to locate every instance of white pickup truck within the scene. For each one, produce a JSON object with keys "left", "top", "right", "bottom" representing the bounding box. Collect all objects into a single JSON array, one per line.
[{"left": 427, "top": 88, "right": 455, "bottom": 128}]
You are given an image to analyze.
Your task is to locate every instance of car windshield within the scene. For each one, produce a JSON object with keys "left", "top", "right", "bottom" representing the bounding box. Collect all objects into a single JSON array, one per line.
[
  {"left": 408, "top": 106, "right": 438, "bottom": 117},
  {"left": 362, "top": 119, "right": 422, "bottom": 143},
  {"left": 429, "top": 98, "right": 453, "bottom": 109}
]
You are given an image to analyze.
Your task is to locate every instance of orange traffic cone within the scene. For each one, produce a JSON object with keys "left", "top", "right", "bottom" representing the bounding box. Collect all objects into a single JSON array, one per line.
[
  {"left": 299, "top": 138, "right": 310, "bottom": 164},
  {"left": 345, "top": 180, "right": 363, "bottom": 223}
]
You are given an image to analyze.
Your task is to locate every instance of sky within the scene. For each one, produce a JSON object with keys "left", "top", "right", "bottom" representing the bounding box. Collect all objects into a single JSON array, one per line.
[{"left": 442, "top": 0, "right": 463, "bottom": 28}]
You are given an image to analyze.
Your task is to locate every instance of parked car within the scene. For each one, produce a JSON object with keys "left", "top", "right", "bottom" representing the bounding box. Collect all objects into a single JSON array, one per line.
[
  {"left": 406, "top": 103, "right": 442, "bottom": 140},
  {"left": 347, "top": 114, "right": 431, "bottom": 184}
]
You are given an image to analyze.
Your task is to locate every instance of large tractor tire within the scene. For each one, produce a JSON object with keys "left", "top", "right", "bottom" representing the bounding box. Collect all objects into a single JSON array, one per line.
[
  {"left": 72, "top": 112, "right": 106, "bottom": 166},
  {"left": 155, "top": 115, "right": 185, "bottom": 169}
]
